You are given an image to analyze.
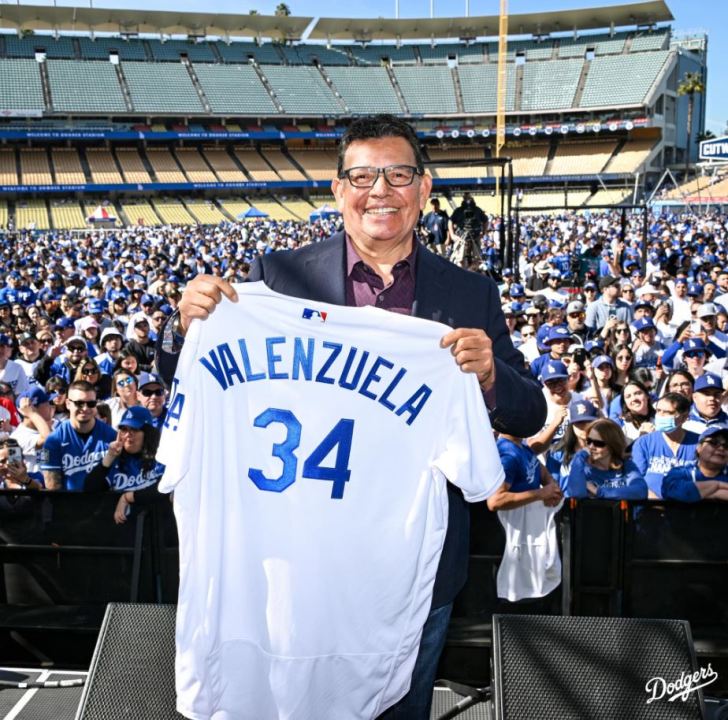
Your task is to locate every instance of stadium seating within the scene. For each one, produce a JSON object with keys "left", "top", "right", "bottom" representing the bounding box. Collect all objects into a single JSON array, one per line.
[
  {"left": 503, "top": 145, "right": 549, "bottom": 177},
  {"left": 579, "top": 51, "right": 670, "bottom": 107},
  {"left": 202, "top": 148, "right": 245, "bottom": 182},
  {"left": 0, "top": 150, "right": 18, "bottom": 185},
  {"left": 153, "top": 197, "right": 197, "bottom": 224},
  {"left": 175, "top": 148, "right": 217, "bottom": 183},
  {"left": 585, "top": 188, "right": 630, "bottom": 206},
  {"left": 280, "top": 197, "right": 316, "bottom": 220},
  {"left": 52, "top": 149, "right": 86, "bottom": 184},
  {"left": 219, "top": 198, "right": 254, "bottom": 220},
  {"left": 520, "top": 59, "right": 583, "bottom": 111},
  {"left": 262, "top": 148, "right": 307, "bottom": 181},
  {"left": 4, "top": 34, "right": 75, "bottom": 59},
  {"left": 215, "top": 41, "right": 283, "bottom": 65},
  {"left": 47, "top": 59, "right": 127, "bottom": 113},
  {"left": 629, "top": 30, "right": 670, "bottom": 52},
  {"left": 184, "top": 198, "right": 228, "bottom": 224},
  {"left": 0, "top": 200, "right": 7, "bottom": 229},
  {"left": 77, "top": 36, "right": 147, "bottom": 61},
  {"left": 123, "top": 62, "right": 205, "bottom": 114},
  {"left": 14, "top": 199, "right": 50, "bottom": 229},
  {"left": 261, "top": 66, "right": 341, "bottom": 114},
  {"left": 548, "top": 141, "right": 617, "bottom": 176},
  {"left": 116, "top": 148, "right": 152, "bottom": 184},
  {"left": 279, "top": 44, "right": 351, "bottom": 66},
  {"left": 0, "top": 59, "right": 45, "bottom": 112},
  {"left": 458, "top": 43, "right": 487, "bottom": 64},
  {"left": 324, "top": 67, "right": 401, "bottom": 114},
  {"left": 86, "top": 148, "right": 124, "bottom": 184},
  {"left": 146, "top": 148, "right": 187, "bottom": 183},
  {"left": 193, "top": 64, "right": 278, "bottom": 115},
  {"left": 147, "top": 39, "right": 216, "bottom": 63},
  {"left": 233, "top": 148, "right": 278, "bottom": 181},
  {"left": 517, "top": 190, "right": 591, "bottom": 212},
  {"left": 458, "top": 63, "right": 516, "bottom": 113},
  {"left": 50, "top": 199, "right": 87, "bottom": 229},
  {"left": 558, "top": 31, "right": 630, "bottom": 58},
  {"left": 119, "top": 199, "right": 161, "bottom": 226},
  {"left": 349, "top": 44, "right": 416, "bottom": 65},
  {"left": 604, "top": 139, "right": 655, "bottom": 173},
  {"left": 19, "top": 149, "right": 53, "bottom": 185},
  {"left": 288, "top": 149, "right": 338, "bottom": 181},
  {"left": 394, "top": 66, "right": 457, "bottom": 114},
  {"left": 427, "top": 146, "right": 490, "bottom": 179},
  {"left": 248, "top": 197, "right": 299, "bottom": 220}
]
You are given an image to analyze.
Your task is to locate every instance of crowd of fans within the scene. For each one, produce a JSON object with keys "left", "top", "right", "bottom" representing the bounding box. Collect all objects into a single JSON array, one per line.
[{"left": 0, "top": 206, "right": 726, "bottom": 519}]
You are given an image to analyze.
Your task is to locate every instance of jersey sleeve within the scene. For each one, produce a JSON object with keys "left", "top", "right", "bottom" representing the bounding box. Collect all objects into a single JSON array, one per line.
[
  {"left": 630, "top": 434, "right": 649, "bottom": 476},
  {"left": 661, "top": 467, "right": 701, "bottom": 503},
  {"left": 156, "top": 318, "right": 202, "bottom": 494},
  {"left": 433, "top": 372, "right": 504, "bottom": 503},
  {"left": 40, "top": 430, "right": 62, "bottom": 472}
]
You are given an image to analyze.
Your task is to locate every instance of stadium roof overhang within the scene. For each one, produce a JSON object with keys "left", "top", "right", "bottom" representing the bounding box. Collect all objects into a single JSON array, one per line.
[
  {"left": 0, "top": 1, "right": 672, "bottom": 41},
  {"left": 309, "top": 1, "right": 673, "bottom": 41},
  {"left": 0, "top": 4, "right": 313, "bottom": 40}
]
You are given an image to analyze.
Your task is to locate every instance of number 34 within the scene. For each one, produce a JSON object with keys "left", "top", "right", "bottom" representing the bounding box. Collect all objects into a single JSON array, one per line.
[{"left": 248, "top": 408, "right": 355, "bottom": 500}]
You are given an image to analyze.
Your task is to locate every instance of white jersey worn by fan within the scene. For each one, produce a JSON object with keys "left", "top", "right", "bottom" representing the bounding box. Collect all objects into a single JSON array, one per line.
[{"left": 157, "top": 282, "right": 504, "bottom": 720}]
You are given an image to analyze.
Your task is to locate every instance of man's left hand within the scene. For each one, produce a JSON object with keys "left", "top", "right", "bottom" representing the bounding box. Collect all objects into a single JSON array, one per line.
[{"left": 441, "top": 328, "right": 496, "bottom": 392}]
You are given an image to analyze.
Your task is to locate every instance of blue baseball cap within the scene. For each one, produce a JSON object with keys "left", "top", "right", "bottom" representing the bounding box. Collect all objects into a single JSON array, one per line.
[
  {"left": 17, "top": 387, "right": 51, "bottom": 407},
  {"left": 509, "top": 283, "right": 525, "bottom": 298},
  {"left": 569, "top": 398, "right": 600, "bottom": 423},
  {"left": 682, "top": 338, "right": 707, "bottom": 354},
  {"left": 118, "top": 405, "right": 154, "bottom": 430},
  {"left": 592, "top": 354, "right": 615, "bottom": 369},
  {"left": 137, "top": 371, "right": 164, "bottom": 390},
  {"left": 687, "top": 283, "right": 703, "bottom": 297},
  {"left": 54, "top": 317, "right": 75, "bottom": 330},
  {"left": 87, "top": 299, "right": 106, "bottom": 314},
  {"left": 584, "top": 339, "right": 605, "bottom": 353},
  {"left": 545, "top": 325, "right": 572, "bottom": 344},
  {"left": 694, "top": 373, "right": 722, "bottom": 393},
  {"left": 140, "top": 293, "right": 155, "bottom": 306},
  {"left": 633, "top": 317, "right": 656, "bottom": 332},
  {"left": 540, "top": 361, "right": 569, "bottom": 383},
  {"left": 0, "top": 333, "right": 13, "bottom": 347},
  {"left": 699, "top": 424, "right": 728, "bottom": 443}
]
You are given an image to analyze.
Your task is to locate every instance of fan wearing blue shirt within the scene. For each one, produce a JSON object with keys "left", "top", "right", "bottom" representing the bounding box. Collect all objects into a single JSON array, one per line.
[
  {"left": 40, "top": 380, "right": 116, "bottom": 491},
  {"left": 631, "top": 392, "right": 700, "bottom": 498},
  {"left": 564, "top": 418, "right": 647, "bottom": 500},
  {"left": 682, "top": 373, "right": 728, "bottom": 436},
  {"left": 662, "top": 425, "right": 728, "bottom": 503}
]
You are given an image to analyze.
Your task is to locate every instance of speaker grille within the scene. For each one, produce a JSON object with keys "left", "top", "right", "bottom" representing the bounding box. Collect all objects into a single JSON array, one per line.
[
  {"left": 493, "top": 615, "right": 704, "bottom": 720},
  {"left": 77, "top": 603, "right": 183, "bottom": 720}
]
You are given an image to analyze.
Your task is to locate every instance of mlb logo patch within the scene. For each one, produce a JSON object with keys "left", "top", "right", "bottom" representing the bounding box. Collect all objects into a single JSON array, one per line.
[{"left": 302, "top": 308, "right": 327, "bottom": 322}]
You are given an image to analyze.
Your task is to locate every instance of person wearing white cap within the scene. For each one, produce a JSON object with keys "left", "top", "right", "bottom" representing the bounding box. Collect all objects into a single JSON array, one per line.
[
  {"left": 0, "top": 334, "right": 30, "bottom": 398},
  {"left": 696, "top": 303, "right": 728, "bottom": 359},
  {"left": 95, "top": 327, "right": 126, "bottom": 376}
]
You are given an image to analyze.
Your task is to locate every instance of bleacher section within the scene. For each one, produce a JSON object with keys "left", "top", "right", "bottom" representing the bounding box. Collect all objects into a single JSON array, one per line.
[
  {"left": 504, "top": 145, "right": 549, "bottom": 177},
  {"left": 249, "top": 197, "right": 299, "bottom": 220},
  {"left": 86, "top": 148, "right": 123, "bottom": 184},
  {"left": 174, "top": 148, "right": 217, "bottom": 182},
  {"left": 288, "top": 149, "right": 338, "bottom": 181},
  {"left": 394, "top": 66, "right": 457, "bottom": 114},
  {"left": 427, "top": 147, "right": 490, "bottom": 179},
  {"left": 77, "top": 36, "right": 147, "bottom": 61},
  {"left": 0, "top": 150, "right": 17, "bottom": 185},
  {"left": 184, "top": 198, "right": 228, "bottom": 224},
  {"left": 52, "top": 149, "right": 86, "bottom": 184},
  {"left": 281, "top": 198, "right": 316, "bottom": 220},
  {"left": 215, "top": 41, "right": 282, "bottom": 65},
  {"left": 147, "top": 39, "right": 216, "bottom": 63},
  {"left": 0, "top": 59, "right": 45, "bottom": 112},
  {"left": 604, "top": 139, "right": 655, "bottom": 173},
  {"left": 19, "top": 149, "right": 53, "bottom": 185},
  {"left": 233, "top": 148, "right": 277, "bottom": 181},
  {"left": 218, "top": 198, "right": 253, "bottom": 220},
  {"left": 0, "top": 200, "right": 7, "bottom": 229},
  {"left": 520, "top": 59, "right": 583, "bottom": 111},
  {"left": 47, "top": 60, "right": 127, "bottom": 113},
  {"left": 203, "top": 148, "right": 245, "bottom": 182},
  {"left": 558, "top": 31, "right": 629, "bottom": 58},
  {"left": 458, "top": 64, "right": 517, "bottom": 113},
  {"left": 193, "top": 64, "right": 278, "bottom": 114},
  {"left": 50, "top": 199, "right": 87, "bottom": 229},
  {"left": 262, "top": 66, "right": 341, "bottom": 114},
  {"left": 350, "top": 44, "right": 416, "bottom": 65},
  {"left": 279, "top": 44, "right": 351, "bottom": 66},
  {"left": 146, "top": 148, "right": 187, "bottom": 183},
  {"left": 15, "top": 199, "right": 50, "bottom": 229},
  {"left": 116, "top": 148, "right": 152, "bottom": 183},
  {"left": 548, "top": 141, "right": 617, "bottom": 176},
  {"left": 153, "top": 197, "right": 197, "bottom": 224},
  {"left": 4, "top": 34, "right": 75, "bottom": 59},
  {"left": 324, "top": 67, "right": 401, "bottom": 114},
  {"left": 119, "top": 199, "right": 160, "bottom": 226},
  {"left": 580, "top": 51, "right": 670, "bottom": 107},
  {"left": 123, "top": 62, "right": 205, "bottom": 114},
  {"left": 262, "top": 148, "right": 307, "bottom": 181}
]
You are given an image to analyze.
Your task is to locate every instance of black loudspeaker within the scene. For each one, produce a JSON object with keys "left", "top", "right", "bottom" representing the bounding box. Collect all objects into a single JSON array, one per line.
[
  {"left": 492, "top": 615, "right": 706, "bottom": 720},
  {"left": 76, "top": 603, "right": 183, "bottom": 720}
]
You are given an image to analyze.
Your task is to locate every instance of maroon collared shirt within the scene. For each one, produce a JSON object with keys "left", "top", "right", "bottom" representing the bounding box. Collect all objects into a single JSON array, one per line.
[{"left": 344, "top": 234, "right": 417, "bottom": 314}]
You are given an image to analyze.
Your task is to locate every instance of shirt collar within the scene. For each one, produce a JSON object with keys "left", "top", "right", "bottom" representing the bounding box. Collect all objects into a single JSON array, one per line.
[{"left": 345, "top": 233, "right": 418, "bottom": 281}]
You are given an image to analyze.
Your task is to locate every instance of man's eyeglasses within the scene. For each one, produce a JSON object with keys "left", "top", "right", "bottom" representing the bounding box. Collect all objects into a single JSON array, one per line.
[
  {"left": 704, "top": 437, "right": 728, "bottom": 450},
  {"left": 117, "top": 377, "right": 135, "bottom": 388},
  {"left": 684, "top": 352, "right": 706, "bottom": 359},
  {"left": 152, "top": 315, "right": 166, "bottom": 322},
  {"left": 568, "top": 312, "right": 585, "bottom": 319},
  {"left": 621, "top": 288, "right": 635, "bottom": 294},
  {"left": 68, "top": 398, "right": 97, "bottom": 409},
  {"left": 339, "top": 165, "right": 422, "bottom": 188},
  {"left": 81, "top": 367, "right": 99, "bottom": 376},
  {"left": 141, "top": 388, "right": 164, "bottom": 398},
  {"left": 68, "top": 345, "right": 86, "bottom": 353},
  {"left": 586, "top": 437, "right": 607, "bottom": 448}
]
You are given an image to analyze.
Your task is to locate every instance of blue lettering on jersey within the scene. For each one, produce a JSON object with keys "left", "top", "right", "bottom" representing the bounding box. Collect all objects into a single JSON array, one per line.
[{"left": 199, "top": 335, "right": 434, "bottom": 426}]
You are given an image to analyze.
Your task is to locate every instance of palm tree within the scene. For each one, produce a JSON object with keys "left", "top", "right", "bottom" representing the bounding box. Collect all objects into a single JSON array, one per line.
[
  {"left": 275, "top": 3, "right": 291, "bottom": 15},
  {"left": 677, "top": 71, "right": 705, "bottom": 180}
]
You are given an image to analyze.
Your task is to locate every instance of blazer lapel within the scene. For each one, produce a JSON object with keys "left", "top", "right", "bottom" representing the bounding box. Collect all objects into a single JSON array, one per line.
[
  {"left": 304, "top": 231, "right": 347, "bottom": 305},
  {"left": 413, "top": 245, "right": 454, "bottom": 323}
]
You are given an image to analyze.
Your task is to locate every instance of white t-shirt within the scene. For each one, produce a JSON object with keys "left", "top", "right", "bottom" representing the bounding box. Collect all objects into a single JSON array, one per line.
[
  {"left": 158, "top": 281, "right": 504, "bottom": 720},
  {"left": 0, "top": 360, "right": 29, "bottom": 397}
]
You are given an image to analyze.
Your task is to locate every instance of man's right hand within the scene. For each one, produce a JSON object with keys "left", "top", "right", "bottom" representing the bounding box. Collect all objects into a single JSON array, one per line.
[{"left": 178, "top": 275, "right": 238, "bottom": 335}]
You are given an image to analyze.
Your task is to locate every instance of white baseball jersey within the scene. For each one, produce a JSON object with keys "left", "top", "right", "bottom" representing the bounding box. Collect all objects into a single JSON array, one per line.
[{"left": 158, "top": 282, "right": 504, "bottom": 720}]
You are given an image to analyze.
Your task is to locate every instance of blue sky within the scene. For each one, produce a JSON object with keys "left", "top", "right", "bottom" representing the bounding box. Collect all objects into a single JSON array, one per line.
[{"left": 36, "top": 0, "right": 726, "bottom": 135}]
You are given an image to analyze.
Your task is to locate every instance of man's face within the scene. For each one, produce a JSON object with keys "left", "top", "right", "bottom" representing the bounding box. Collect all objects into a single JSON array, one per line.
[
  {"left": 331, "top": 137, "right": 432, "bottom": 250},
  {"left": 549, "top": 339, "right": 570, "bottom": 357},
  {"left": 694, "top": 389, "right": 723, "bottom": 419},
  {"left": 603, "top": 284, "right": 618, "bottom": 301},
  {"left": 675, "top": 283, "right": 687, "bottom": 298},
  {"left": 67, "top": 389, "right": 97, "bottom": 430},
  {"left": 134, "top": 320, "right": 150, "bottom": 340},
  {"left": 567, "top": 310, "right": 585, "bottom": 331},
  {"left": 66, "top": 342, "right": 88, "bottom": 366},
  {"left": 138, "top": 383, "right": 165, "bottom": 415},
  {"left": 19, "top": 339, "right": 39, "bottom": 360},
  {"left": 700, "top": 315, "right": 716, "bottom": 334}
]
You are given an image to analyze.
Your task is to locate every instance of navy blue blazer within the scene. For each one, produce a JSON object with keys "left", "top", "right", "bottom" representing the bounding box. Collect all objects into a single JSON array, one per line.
[{"left": 158, "top": 231, "right": 547, "bottom": 607}]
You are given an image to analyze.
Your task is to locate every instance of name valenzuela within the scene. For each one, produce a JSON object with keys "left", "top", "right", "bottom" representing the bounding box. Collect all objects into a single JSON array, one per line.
[{"left": 199, "top": 335, "right": 433, "bottom": 426}]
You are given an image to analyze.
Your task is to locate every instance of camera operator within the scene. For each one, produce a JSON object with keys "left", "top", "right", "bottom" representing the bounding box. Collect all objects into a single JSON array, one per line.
[{"left": 449, "top": 192, "right": 487, "bottom": 268}]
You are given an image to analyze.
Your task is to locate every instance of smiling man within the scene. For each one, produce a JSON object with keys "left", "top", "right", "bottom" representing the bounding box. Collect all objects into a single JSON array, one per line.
[{"left": 157, "top": 114, "right": 546, "bottom": 719}]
